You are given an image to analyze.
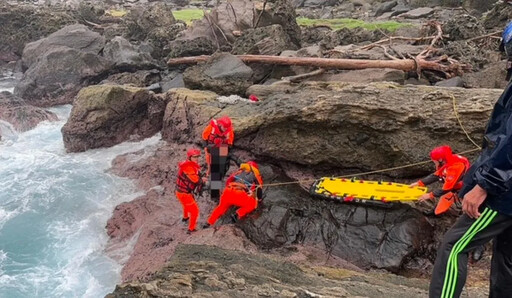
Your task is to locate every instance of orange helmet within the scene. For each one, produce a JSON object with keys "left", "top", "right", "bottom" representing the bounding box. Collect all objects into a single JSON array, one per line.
[
  {"left": 217, "top": 116, "right": 232, "bottom": 130},
  {"left": 430, "top": 145, "right": 452, "bottom": 162},
  {"left": 187, "top": 148, "right": 201, "bottom": 159}
]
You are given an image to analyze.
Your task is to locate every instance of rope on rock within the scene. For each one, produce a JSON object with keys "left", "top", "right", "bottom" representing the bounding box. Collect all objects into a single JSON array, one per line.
[{"left": 263, "top": 93, "right": 483, "bottom": 188}]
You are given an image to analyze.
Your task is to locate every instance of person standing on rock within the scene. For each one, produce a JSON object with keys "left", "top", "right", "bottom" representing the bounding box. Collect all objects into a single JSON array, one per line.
[
  {"left": 176, "top": 148, "right": 207, "bottom": 234},
  {"left": 201, "top": 116, "right": 239, "bottom": 201},
  {"left": 204, "top": 161, "right": 263, "bottom": 228},
  {"left": 429, "top": 83, "right": 512, "bottom": 298},
  {"left": 410, "top": 145, "right": 470, "bottom": 216}
]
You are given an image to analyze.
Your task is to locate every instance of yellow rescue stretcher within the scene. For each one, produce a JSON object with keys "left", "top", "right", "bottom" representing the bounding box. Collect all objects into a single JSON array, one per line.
[{"left": 310, "top": 177, "right": 427, "bottom": 208}]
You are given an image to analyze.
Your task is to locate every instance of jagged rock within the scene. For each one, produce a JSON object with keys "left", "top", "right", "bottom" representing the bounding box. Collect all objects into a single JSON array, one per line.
[
  {"left": 21, "top": 24, "right": 105, "bottom": 70},
  {"left": 162, "top": 82, "right": 500, "bottom": 176},
  {"left": 167, "top": 37, "right": 216, "bottom": 59},
  {"left": 101, "top": 69, "right": 162, "bottom": 87},
  {"left": 103, "top": 36, "right": 160, "bottom": 71},
  {"left": 61, "top": 84, "right": 166, "bottom": 152},
  {"left": 320, "top": 27, "right": 387, "bottom": 50},
  {"left": 106, "top": 244, "right": 431, "bottom": 297},
  {"left": 160, "top": 72, "right": 185, "bottom": 92},
  {"left": 176, "top": 0, "right": 301, "bottom": 50},
  {"left": 0, "top": 91, "right": 58, "bottom": 133},
  {"left": 183, "top": 52, "right": 253, "bottom": 96},
  {"left": 443, "top": 14, "right": 485, "bottom": 41},
  {"left": 0, "top": 3, "right": 76, "bottom": 63},
  {"left": 400, "top": 7, "right": 434, "bottom": 19},
  {"left": 482, "top": 2, "right": 512, "bottom": 29},
  {"left": 232, "top": 24, "right": 299, "bottom": 56},
  {"left": 462, "top": 61, "right": 509, "bottom": 89},
  {"left": 375, "top": 0, "right": 398, "bottom": 17},
  {"left": 231, "top": 24, "right": 300, "bottom": 81},
  {"left": 123, "top": 3, "right": 182, "bottom": 59},
  {"left": 239, "top": 169, "right": 431, "bottom": 271}
]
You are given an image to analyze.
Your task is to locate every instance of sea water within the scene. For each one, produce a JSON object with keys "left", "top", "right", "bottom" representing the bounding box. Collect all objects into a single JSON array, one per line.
[{"left": 0, "top": 82, "right": 159, "bottom": 297}]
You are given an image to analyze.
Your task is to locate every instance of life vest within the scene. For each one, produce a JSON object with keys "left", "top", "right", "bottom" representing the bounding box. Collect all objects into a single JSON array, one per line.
[
  {"left": 435, "top": 154, "right": 470, "bottom": 191},
  {"left": 207, "top": 119, "right": 231, "bottom": 146},
  {"left": 176, "top": 160, "right": 201, "bottom": 194},
  {"left": 228, "top": 167, "right": 263, "bottom": 195}
]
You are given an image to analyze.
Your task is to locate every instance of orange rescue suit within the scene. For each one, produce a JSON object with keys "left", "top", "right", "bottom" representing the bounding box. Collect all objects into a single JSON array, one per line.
[
  {"left": 207, "top": 166, "right": 263, "bottom": 226},
  {"left": 202, "top": 119, "right": 234, "bottom": 175},
  {"left": 419, "top": 153, "right": 470, "bottom": 215},
  {"left": 175, "top": 160, "right": 201, "bottom": 231}
]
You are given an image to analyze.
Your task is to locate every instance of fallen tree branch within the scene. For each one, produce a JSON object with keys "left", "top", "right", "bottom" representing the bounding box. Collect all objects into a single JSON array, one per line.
[
  {"left": 467, "top": 30, "right": 502, "bottom": 42},
  {"left": 282, "top": 68, "right": 326, "bottom": 83},
  {"left": 167, "top": 54, "right": 470, "bottom": 77},
  {"left": 358, "top": 35, "right": 448, "bottom": 51},
  {"left": 428, "top": 20, "right": 443, "bottom": 48},
  {"left": 378, "top": 45, "right": 400, "bottom": 60}
]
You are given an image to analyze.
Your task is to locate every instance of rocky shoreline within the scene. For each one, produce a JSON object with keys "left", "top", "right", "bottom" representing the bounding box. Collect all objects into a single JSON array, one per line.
[{"left": 1, "top": 0, "right": 510, "bottom": 296}]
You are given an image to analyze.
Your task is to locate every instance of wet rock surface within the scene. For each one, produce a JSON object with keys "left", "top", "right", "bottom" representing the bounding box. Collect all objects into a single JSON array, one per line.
[
  {"left": 61, "top": 84, "right": 166, "bottom": 152},
  {"left": 183, "top": 53, "right": 254, "bottom": 96},
  {"left": 0, "top": 91, "right": 58, "bottom": 137}
]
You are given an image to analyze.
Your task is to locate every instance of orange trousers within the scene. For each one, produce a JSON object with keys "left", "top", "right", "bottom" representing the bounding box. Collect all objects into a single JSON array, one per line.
[
  {"left": 207, "top": 186, "right": 258, "bottom": 226},
  {"left": 176, "top": 191, "right": 199, "bottom": 231}
]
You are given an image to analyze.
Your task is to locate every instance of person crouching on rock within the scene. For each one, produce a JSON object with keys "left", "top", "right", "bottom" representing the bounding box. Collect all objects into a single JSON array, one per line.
[
  {"left": 176, "top": 148, "right": 207, "bottom": 234},
  {"left": 410, "top": 145, "right": 470, "bottom": 216},
  {"left": 204, "top": 161, "right": 263, "bottom": 228},
  {"left": 201, "top": 116, "right": 240, "bottom": 201}
]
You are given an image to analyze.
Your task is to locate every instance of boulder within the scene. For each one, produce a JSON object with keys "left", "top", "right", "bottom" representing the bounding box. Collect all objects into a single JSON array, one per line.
[
  {"left": 443, "top": 14, "right": 485, "bottom": 41},
  {"left": 434, "top": 76, "right": 464, "bottom": 88},
  {"left": 61, "top": 84, "right": 166, "bottom": 152},
  {"left": 101, "top": 69, "right": 162, "bottom": 87},
  {"left": 14, "top": 46, "right": 112, "bottom": 106},
  {"left": 232, "top": 24, "right": 299, "bottom": 81},
  {"left": 175, "top": 0, "right": 301, "bottom": 50},
  {"left": 0, "top": 4, "right": 76, "bottom": 63},
  {"left": 123, "top": 3, "right": 182, "bottom": 59},
  {"left": 21, "top": 24, "right": 106, "bottom": 70},
  {"left": 0, "top": 91, "right": 58, "bottom": 133},
  {"left": 374, "top": 0, "right": 398, "bottom": 17},
  {"left": 160, "top": 72, "right": 185, "bottom": 92},
  {"left": 239, "top": 169, "right": 432, "bottom": 271},
  {"left": 313, "top": 69, "right": 405, "bottom": 84},
  {"left": 232, "top": 24, "right": 299, "bottom": 56},
  {"left": 400, "top": 7, "right": 434, "bottom": 19},
  {"left": 462, "top": 61, "right": 509, "bottom": 89},
  {"left": 167, "top": 37, "right": 216, "bottom": 59},
  {"left": 103, "top": 36, "right": 160, "bottom": 71},
  {"left": 183, "top": 53, "right": 253, "bottom": 96},
  {"left": 162, "top": 82, "right": 500, "bottom": 176}
]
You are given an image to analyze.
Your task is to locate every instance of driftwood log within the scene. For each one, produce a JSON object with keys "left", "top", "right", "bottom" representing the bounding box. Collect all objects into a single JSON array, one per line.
[{"left": 167, "top": 54, "right": 470, "bottom": 77}]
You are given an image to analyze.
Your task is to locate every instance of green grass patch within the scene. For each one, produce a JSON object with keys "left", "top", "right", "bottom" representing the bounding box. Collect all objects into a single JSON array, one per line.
[
  {"left": 173, "top": 9, "right": 207, "bottom": 25},
  {"left": 296, "top": 17, "right": 413, "bottom": 32}
]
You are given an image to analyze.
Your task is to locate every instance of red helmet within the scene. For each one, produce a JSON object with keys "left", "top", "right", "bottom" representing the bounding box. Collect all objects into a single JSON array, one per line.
[
  {"left": 430, "top": 145, "right": 452, "bottom": 162},
  {"left": 187, "top": 148, "right": 201, "bottom": 159},
  {"left": 217, "top": 116, "right": 232, "bottom": 130},
  {"left": 246, "top": 161, "right": 259, "bottom": 170}
]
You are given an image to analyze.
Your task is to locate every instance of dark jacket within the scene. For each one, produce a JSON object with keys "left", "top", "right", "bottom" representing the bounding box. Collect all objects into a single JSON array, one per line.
[{"left": 459, "top": 82, "right": 512, "bottom": 215}]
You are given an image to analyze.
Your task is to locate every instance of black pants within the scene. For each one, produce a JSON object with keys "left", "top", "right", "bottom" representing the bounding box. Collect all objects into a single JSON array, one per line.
[{"left": 429, "top": 207, "right": 512, "bottom": 298}]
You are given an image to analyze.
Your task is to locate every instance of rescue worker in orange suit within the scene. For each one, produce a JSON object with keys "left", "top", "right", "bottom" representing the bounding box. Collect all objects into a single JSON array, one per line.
[
  {"left": 201, "top": 116, "right": 240, "bottom": 201},
  {"left": 204, "top": 161, "right": 263, "bottom": 228},
  {"left": 175, "top": 148, "right": 207, "bottom": 234},
  {"left": 410, "top": 145, "right": 470, "bottom": 216}
]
